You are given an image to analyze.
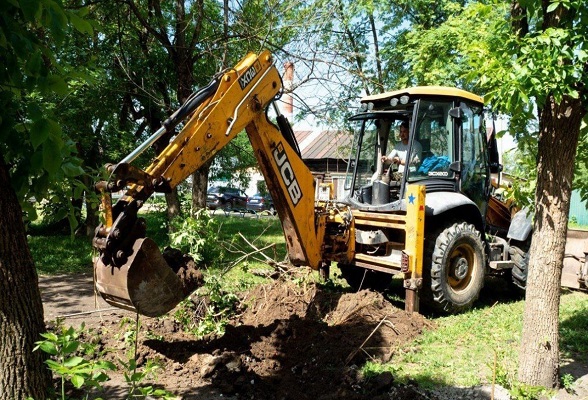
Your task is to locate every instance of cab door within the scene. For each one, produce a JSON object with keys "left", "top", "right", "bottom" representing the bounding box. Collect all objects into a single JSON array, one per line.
[{"left": 459, "top": 102, "right": 489, "bottom": 216}]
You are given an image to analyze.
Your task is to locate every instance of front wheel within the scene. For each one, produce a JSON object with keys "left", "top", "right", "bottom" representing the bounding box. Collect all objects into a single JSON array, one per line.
[{"left": 423, "top": 222, "right": 486, "bottom": 314}]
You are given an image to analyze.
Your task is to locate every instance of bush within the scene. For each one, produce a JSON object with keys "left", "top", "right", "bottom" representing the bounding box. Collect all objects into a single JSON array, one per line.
[{"left": 168, "top": 209, "right": 222, "bottom": 267}]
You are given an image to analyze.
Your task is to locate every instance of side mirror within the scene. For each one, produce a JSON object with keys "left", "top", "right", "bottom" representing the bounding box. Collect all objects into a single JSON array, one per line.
[
  {"left": 449, "top": 161, "right": 462, "bottom": 173},
  {"left": 489, "top": 162, "right": 503, "bottom": 174},
  {"left": 449, "top": 107, "right": 463, "bottom": 119}
]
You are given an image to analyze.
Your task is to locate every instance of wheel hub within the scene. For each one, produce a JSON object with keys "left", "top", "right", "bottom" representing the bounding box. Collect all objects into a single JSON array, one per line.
[{"left": 451, "top": 257, "right": 469, "bottom": 280}]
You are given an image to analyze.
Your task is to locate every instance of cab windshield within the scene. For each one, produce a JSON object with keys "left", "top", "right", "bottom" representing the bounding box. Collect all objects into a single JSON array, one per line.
[{"left": 345, "top": 99, "right": 459, "bottom": 205}]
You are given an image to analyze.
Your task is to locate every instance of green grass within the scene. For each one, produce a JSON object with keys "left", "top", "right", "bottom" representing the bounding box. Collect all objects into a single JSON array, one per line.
[
  {"left": 560, "top": 290, "right": 588, "bottom": 358},
  {"left": 28, "top": 234, "right": 94, "bottom": 274},
  {"left": 568, "top": 222, "right": 588, "bottom": 230},
  {"left": 364, "top": 289, "right": 588, "bottom": 390},
  {"left": 391, "top": 301, "right": 523, "bottom": 388},
  {"left": 206, "top": 214, "right": 287, "bottom": 289},
  {"left": 28, "top": 209, "right": 287, "bottom": 279}
]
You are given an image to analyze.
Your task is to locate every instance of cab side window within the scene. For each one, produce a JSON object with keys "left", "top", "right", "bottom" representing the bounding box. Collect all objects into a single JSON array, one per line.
[
  {"left": 410, "top": 100, "right": 454, "bottom": 180},
  {"left": 460, "top": 102, "right": 488, "bottom": 210}
]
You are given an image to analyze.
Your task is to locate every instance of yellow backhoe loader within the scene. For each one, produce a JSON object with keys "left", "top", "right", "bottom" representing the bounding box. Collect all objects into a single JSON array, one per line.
[{"left": 93, "top": 50, "right": 587, "bottom": 317}]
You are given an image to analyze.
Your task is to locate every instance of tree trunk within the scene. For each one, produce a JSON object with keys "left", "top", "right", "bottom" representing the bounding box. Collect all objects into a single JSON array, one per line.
[
  {"left": 518, "top": 95, "right": 585, "bottom": 387},
  {"left": 0, "top": 158, "right": 51, "bottom": 398},
  {"left": 191, "top": 161, "right": 211, "bottom": 214},
  {"left": 83, "top": 194, "right": 100, "bottom": 237},
  {"left": 81, "top": 174, "right": 100, "bottom": 237},
  {"left": 166, "top": 188, "right": 182, "bottom": 222}
]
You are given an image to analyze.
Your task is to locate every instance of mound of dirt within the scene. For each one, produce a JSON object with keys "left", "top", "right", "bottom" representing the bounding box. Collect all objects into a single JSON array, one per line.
[
  {"left": 128, "top": 279, "right": 432, "bottom": 399},
  {"left": 41, "top": 273, "right": 435, "bottom": 399}
]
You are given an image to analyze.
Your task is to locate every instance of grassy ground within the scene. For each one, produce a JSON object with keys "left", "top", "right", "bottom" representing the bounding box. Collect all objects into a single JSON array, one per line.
[
  {"left": 365, "top": 288, "right": 588, "bottom": 391},
  {"left": 28, "top": 211, "right": 286, "bottom": 276},
  {"left": 28, "top": 231, "right": 94, "bottom": 274},
  {"left": 28, "top": 210, "right": 588, "bottom": 393}
]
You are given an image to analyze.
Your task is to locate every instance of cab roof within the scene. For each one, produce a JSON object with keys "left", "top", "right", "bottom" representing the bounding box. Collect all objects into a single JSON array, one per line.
[{"left": 362, "top": 86, "right": 484, "bottom": 105}]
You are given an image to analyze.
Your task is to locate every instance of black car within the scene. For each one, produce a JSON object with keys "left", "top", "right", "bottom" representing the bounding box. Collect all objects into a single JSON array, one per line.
[
  {"left": 206, "top": 186, "right": 248, "bottom": 210},
  {"left": 246, "top": 193, "right": 276, "bottom": 215}
]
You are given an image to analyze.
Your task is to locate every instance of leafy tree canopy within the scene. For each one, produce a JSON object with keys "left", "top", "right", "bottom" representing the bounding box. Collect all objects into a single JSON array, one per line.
[{"left": 0, "top": 0, "right": 93, "bottom": 223}]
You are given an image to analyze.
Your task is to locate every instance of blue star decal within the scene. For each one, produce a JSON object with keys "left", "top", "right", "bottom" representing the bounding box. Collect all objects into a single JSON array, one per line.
[{"left": 408, "top": 194, "right": 415, "bottom": 204}]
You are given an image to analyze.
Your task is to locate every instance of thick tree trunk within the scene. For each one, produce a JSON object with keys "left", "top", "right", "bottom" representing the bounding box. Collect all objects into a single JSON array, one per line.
[
  {"left": 518, "top": 95, "right": 584, "bottom": 387},
  {"left": 0, "top": 158, "right": 51, "bottom": 398}
]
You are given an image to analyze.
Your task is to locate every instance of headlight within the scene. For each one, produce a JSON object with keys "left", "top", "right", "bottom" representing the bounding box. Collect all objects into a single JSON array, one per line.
[
  {"left": 390, "top": 98, "right": 398, "bottom": 107},
  {"left": 400, "top": 95, "right": 410, "bottom": 104}
]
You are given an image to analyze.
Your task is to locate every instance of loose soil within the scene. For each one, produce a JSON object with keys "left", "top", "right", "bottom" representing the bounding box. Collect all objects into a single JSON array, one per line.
[
  {"left": 39, "top": 271, "right": 588, "bottom": 400},
  {"left": 40, "top": 271, "right": 435, "bottom": 399}
]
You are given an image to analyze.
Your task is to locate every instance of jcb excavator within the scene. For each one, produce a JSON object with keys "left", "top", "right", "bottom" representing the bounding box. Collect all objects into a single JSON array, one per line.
[
  {"left": 93, "top": 51, "right": 355, "bottom": 317},
  {"left": 93, "top": 50, "right": 588, "bottom": 317}
]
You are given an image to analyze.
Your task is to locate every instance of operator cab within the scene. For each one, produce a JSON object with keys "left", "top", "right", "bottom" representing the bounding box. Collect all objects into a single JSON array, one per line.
[{"left": 344, "top": 86, "right": 491, "bottom": 213}]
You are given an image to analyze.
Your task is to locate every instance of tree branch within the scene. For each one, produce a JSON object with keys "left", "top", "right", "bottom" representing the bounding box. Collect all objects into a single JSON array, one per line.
[
  {"left": 123, "top": 0, "right": 174, "bottom": 55},
  {"left": 189, "top": 0, "right": 205, "bottom": 58},
  {"left": 510, "top": 1, "right": 528, "bottom": 37},
  {"left": 369, "top": 11, "right": 384, "bottom": 93}
]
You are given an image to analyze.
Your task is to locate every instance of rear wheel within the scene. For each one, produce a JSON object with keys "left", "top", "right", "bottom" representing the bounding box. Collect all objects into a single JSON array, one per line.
[
  {"left": 423, "top": 222, "right": 485, "bottom": 313},
  {"left": 224, "top": 200, "right": 234, "bottom": 211},
  {"left": 338, "top": 263, "right": 393, "bottom": 292},
  {"left": 510, "top": 242, "right": 530, "bottom": 290}
]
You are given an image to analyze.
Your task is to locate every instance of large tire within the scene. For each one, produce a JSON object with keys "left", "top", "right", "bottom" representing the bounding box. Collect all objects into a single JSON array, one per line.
[
  {"left": 338, "top": 263, "right": 393, "bottom": 292},
  {"left": 423, "top": 222, "right": 485, "bottom": 313},
  {"left": 510, "top": 243, "right": 529, "bottom": 290}
]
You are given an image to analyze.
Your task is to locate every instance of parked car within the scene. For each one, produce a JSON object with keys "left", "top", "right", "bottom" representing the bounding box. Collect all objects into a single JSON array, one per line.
[
  {"left": 246, "top": 193, "right": 276, "bottom": 215},
  {"left": 206, "top": 186, "right": 248, "bottom": 210}
]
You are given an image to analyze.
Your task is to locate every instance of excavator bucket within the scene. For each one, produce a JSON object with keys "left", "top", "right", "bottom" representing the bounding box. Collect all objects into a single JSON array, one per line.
[{"left": 95, "top": 237, "right": 184, "bottom": 317}]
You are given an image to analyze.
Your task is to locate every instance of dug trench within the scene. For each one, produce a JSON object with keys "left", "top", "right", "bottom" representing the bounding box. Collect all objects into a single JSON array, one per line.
[{"left": 40, "top": 267, "right": 439, "bottom": 400}]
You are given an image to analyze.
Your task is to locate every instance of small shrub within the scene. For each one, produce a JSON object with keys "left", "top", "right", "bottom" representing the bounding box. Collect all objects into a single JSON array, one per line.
[
  {"left": 561, "top": 373, "right": 576, "bottom": 393},
  {"left": 119, "top": 357, "right": 175, "bottom": 399},
  {"left": 169, "top": 209, "right": 222, "bottom": 266},
  {"left": 173, "top": 274, "right": 240, "bottom": 337},
  {"left": 196, "top": 274, "right": 239, "bottom": 336},
  {"left": 509, "top": 383, "right": 552, "bottom": 400},
  {"left": 34, "top": 322, "right": 116, "bottom": 400}
]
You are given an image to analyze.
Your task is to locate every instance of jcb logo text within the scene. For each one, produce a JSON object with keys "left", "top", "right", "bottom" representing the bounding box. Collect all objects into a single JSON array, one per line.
[{"left": 273, "top": 143, "right": 302, "bottom": 206}]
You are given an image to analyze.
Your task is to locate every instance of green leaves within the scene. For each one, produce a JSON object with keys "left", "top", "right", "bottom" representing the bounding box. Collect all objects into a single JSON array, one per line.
[
  {"left": 31, "top": 119, "right": 51, "bottom": 149},
  {"left": 42, "top": 136, "right": 63, "bottom": 174},
  {"left": 20, "top": 0, "right": 43, "bottom": 22},
  {"left": 1, "top": 0, "right": 97, "bottom": 222},
  {"left": 34, "top": 322, "right": 116, "bottom": 399},
  {"left": 546, "top": 0, "right": 571, "bottom": 13},
  {"left": 169, "top": 209, "right": 222, "bottom": 266},
  {"left": 69, "top": 10, "right": 94, "bottom": 35}
]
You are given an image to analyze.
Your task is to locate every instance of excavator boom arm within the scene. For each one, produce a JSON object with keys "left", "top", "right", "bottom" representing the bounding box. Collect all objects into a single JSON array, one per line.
[{"left": 93, "top": 51, "right": 324, "bottom": 317}]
